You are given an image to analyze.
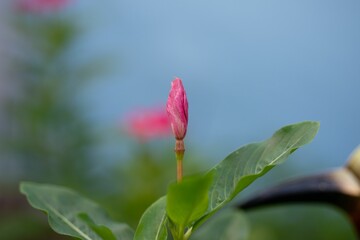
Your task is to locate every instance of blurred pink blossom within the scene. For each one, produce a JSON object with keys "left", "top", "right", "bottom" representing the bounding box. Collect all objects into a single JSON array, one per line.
[
  {"left": 123, "top": 107, "right": 171, "bottom": 142},
  {"left": 16, "top": 0, "right": 70, "bottom": 13},
  {"left": 166, "top": 78, "right": 188, "bottom": 140}
]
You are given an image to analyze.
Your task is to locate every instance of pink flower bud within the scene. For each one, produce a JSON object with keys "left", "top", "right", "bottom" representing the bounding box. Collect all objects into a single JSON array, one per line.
[{"left": 166, "top": 78, "right": 188, "bottom": 140}]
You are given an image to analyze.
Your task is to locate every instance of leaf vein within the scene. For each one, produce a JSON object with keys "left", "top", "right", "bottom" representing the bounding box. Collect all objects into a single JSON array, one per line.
[{"left": 42, "top": 201, "right": 93, "bottom": 240}]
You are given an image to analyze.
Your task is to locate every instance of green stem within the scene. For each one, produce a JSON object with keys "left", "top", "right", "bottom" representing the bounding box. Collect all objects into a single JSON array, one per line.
[
  {"left": 176, "top": 157, "right": 183, "bottom": 183},
  {"left": 170, "top": 224, "right": 185, "bottom": 240},
  {"left": 175, "top": 140, "right": 185, "bottom": 182},
  {"left": 178, "top": 225, "right": 185, "bottom": 240}
]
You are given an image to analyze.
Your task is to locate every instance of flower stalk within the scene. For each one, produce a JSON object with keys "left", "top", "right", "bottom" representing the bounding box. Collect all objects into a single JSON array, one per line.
[
  {"left": 175, "top": 139, "right": 185, "bottom": 182},
  {"left": 166, "top": 78, "right": 188, "bottom": 182}
]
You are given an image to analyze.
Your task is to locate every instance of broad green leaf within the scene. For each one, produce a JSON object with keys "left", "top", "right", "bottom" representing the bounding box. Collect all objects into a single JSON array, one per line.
[
  {"left": 134, "top": 196, "right": 168, "bottom": 240},
  {"left": 20, "top": 182, "right": 133, "bottom": 240},
  {"left": 196, "top": 121, "right": 319, "bottom": 228},
  {"left": 167, "top": 174, "right": 213, "bottom": 229},
  {"left": 78, "top": 213, "right": 116, "bottom": 240},
  {"left": 192, "top": 210, "right": 249, "bottom": 240}
]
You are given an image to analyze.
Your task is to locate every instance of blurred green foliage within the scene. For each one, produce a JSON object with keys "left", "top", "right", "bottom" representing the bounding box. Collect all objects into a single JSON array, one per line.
[
  {"left": 1, "top": 12, "right": 94, "bottom": 188},
  {"left": 0, "top": 7, "right": 99, "bottom": 240}
]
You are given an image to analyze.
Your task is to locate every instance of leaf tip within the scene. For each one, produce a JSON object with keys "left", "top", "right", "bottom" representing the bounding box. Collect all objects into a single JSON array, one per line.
[{"left": 19, "top": 181, "right": 32, "bottom": 195}]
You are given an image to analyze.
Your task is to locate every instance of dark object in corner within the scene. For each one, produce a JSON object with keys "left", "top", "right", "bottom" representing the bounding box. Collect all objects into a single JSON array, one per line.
[{"left": 238, "top": 146, "right": 360, "bottom": 236}]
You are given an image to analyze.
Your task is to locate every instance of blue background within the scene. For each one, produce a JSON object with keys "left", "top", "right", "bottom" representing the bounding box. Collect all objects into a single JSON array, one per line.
[{"left": 75, "top": 0, "right": 360, "bottom": 172}]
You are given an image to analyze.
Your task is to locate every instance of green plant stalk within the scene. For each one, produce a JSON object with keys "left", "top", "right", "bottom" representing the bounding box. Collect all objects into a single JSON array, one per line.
[
  {"left": 170, "top": 223, "right": 186, "bottom": 240},
  {"left": 175, "top": 140, "right": 185, "bottom": 182}
]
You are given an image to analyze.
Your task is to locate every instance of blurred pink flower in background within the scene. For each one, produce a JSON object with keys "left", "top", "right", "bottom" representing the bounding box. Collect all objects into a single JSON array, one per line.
[
  {"left": 16, "top": 0, "right": 69, "bottom": 13},
  {"left": 123, "top": 107, "right": 171, "bottom": 142}
]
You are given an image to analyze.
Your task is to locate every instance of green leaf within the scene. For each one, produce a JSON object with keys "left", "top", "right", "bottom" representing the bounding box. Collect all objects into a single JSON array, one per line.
[
  {"left": 192, "top": 210, "right": 249, "bottom": 240},
  {"left": 78, "top": 213, "right": 117, "bottom": 240},
  {"left": 197, "top": 121, "right": 320, "bottom": 228},
  {"left": 20, "top": 182, "right": 133, "bottom": 240},
  {"left": 167, "top": 174, "right": 213, "bottom": 230},
  {"left": 134, "top": 196, "right": 168, "bottom": 240}
]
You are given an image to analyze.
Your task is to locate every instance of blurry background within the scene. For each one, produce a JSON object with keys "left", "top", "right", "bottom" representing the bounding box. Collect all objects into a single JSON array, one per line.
[{"left": 0, "top": 0, "right": 359, "bottom": 239}]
